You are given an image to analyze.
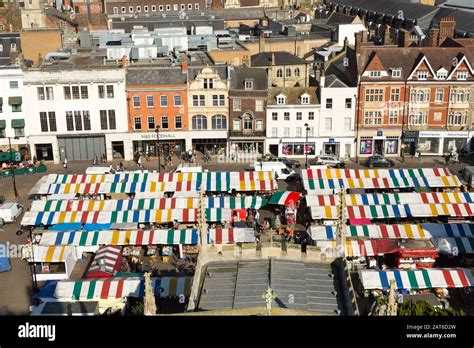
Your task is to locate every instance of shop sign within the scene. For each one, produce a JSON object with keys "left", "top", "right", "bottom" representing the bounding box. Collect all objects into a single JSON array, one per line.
[
  {"left": 419, "top": 131, "right": 469, "bottom": 138},
  {"left": 377, "top": 130, "right": 383, "bottom": 137},
  {"left": 328, "top": 138, "right": 335, "bottom": 144},
  {"left": 140, "top": 133, "right": 177, "bottom": 140}
]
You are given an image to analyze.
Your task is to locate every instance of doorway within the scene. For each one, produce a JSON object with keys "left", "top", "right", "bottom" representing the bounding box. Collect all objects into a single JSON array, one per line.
[
  {"left": 112, "top": 141, "right": 124, "bottom": 159},
  {"left": 269, "top": 144, "right": 278, "bottom": 156},
  {"left": 36, "top": 144, "right": 53, "bottom": 161},
  {"left": 374, "top": 139, "right": 384, "bottom": 155}
]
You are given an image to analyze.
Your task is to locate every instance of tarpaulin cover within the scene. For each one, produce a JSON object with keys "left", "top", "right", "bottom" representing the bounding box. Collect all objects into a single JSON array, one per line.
[
  {"left": 268, "top": 191, "right": 301, "bottom": 207},
  {"left": 309, "top": 223, "right": 474, "bottom": 240},
  {"left": 39, "top": 229, "right": 199, "bottom": 246},
  {"left": 48, "top": 223, "right": 83, "bottom": 231},
  {"left": 317, "top": 240, "right": 399, "bottom": 257},
  {"left": 0, "top": 254, "right": 11, "bottom": 272},
  {"left": 208, "top": 228, "right": 255, "bottom": 244},
  {"left": 87, "top": 245, "right": 122, "bottom": 278},
  {"left": 432, "top": 237, "right": 474, "bottom": 255},
  {"left": 30, "top": 245, "right": 73, "bottom": 262},
  {"left": 359, "top": 268, "right": 474, "bottom": 290}
]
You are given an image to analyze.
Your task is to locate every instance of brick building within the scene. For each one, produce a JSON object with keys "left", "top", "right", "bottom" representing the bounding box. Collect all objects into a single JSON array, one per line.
[{"left": 105, "top": 0, "right": 206, "bottom": 17}]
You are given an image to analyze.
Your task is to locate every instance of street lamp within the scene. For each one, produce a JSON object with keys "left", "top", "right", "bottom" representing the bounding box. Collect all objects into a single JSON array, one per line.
[
  {"left": 304, "top": 123, "right": 310, "bottom": 169},
  {"left": 155, "top": 125, "right": 161, "bottom": 173},
  {"left": 7, "top": 136, "right": 19, "bottom": 199},
  {"left": 28, "top": 227, "right": 38, "bottom": 293}
]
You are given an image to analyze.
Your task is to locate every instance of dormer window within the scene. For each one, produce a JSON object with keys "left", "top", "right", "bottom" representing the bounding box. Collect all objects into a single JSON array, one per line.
[
  {"left": 391, "top": 69, "right": 401, "bottom": 78},
  {"left": 457, "top": 71, "right": 468, "bottom": 80},
  {"left": 417, "top": 70, "right": 428, "bottom": 80},
  {"left": 369, "top": 71, "right": 381, "bottom": 78},
  {"left": 277, "top": 95, "right": 286, "bottom": 105},
  {"left": 301, "top": 94, "right": 309, "bottom": 104},
  {"left": 244, "top": 79, "right": 254, "bottom": 90}
]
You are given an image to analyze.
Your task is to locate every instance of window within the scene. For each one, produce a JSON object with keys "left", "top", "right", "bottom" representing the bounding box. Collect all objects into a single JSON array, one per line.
[
  {"left": 450, "top": 89, "right": 470, "bottom": 103},
  {"left": 83, "top": 111, "right": 91, "bottom": 130},
  {"left": 129, "top": 6, "right": 133, "bottom": 12},
  {"left": 435, "top": 88, "right": 444, "bottom": 103},
  {"left": 409, "top": 112, "right": 427, "bottom": 125},
  {"left": 233, "top": 99, "right": 241, "bottom": 111},
  {"left": 457, "top": 71, "right": 468, "bottom": 80},
  {"left": 100, "top": 110, "right": 108, "bottom": 130},
  {"left": 433, "top": 112, "right": 442, "bottom": 121},
  {"left": 277, "top": 95, "right": 285, "bottom": 105},
  {"left": 136, "top": 6, "right": 141, "bottom": 12},
  {"left": 284, "top": 127, "right": 290, "bottom": 137},
  {"left": 37, "top": 87, "right": 45, "bottom": 100},
  {"left": 364, "top": 111, "right": 382, "bottom": 125},
  {"left": 175, "top": 115, "right": 182, "bottom": 129},
  {"left": 391, "top": 69, "right": 401, "bottom": 78},
  {"left": 308, "top": 112, "right": 314, "bottom": 120},
  {"left": 180, "top": 4, "right": 185, "bottom": 10},
  {"left": 345, "top": 98, "right": 352, "bottom": 109},
  {"left": 256, "top": 120, "right": 263, "bottom": 131},
  {"left": 11, "top": 99, "right": 21, "bottom": 112},
  {"left": 344, "top": 117, "right": 351, "bottom": 131},
  {"left": 256, "top": 100, "right": 263, "bottom": 112},
  {"left": 243, "top": 117, "right": 252, "bottom": 130},
  {"left": 9, "top": 81, "right": 18, "bottom": 89},
  {"left": 296, "top": 112, "right": 302, "bottom": 120},
  {"left": 326, "top": 98, "right": 332, "bottom": 109},
  {"left": 148, "top": 116, "right": 155, "bottom": 130},
  {"left": 195, "top": 3, "right": 199, "bottom": 9},
  {"left": 134, "top": 116, "right": 142, "bottom": 130},
  {"left": 272, "top": 112, "right": 278, "bottom": 121},
  {"left": 121, "top": 7, "right": 126, "bottom": 13},
  {"left": 417, "top": 70, "right": 428, "bottom": 80},
  {"left": 272, "top": 127, "right": 278, "bottom": 137},
  {"left": 437, "top": 70, "right": 447, "bottom": 79},
  {"left": 174, "top": 95, "right": 181, "bottom": 106},
  {"left": 113, "top": 7, "right": 118, "bottom": 14},
  {"left": 74, "top": 111, "right": 83, "bottom": 130},
  {"left": 14, "top": 127, "right": 24, "bottom": 137},
  {"left": 160, "top": 95, "right": 168, "bottom": 107},
  {"left": 301, "top": 95, "right": 309, "bottom": 104},
  {"left": 286, "top": 68, "right": 291, "bottom": 77},
  {"left": 173, "top": 4, "right": 178, "bottom": 10},
  {"left": 152, "top": 5, "right": 156, "bottom": 11},
  {"left": 390, "top": 88, "right": 400, "bottom": 102},
  {"left": 389, "top": 110, "right": 398, "bottom": 124},
  {"left": 284, "top": 112, "right": 290, "bottom": 121},
  {"left": 411, "top": 89, "right": 430, "bottom": 103},
  {"left": 212, "top": 115, "right": 227, "bottom": 129},
  {"left": 233, "top": 119, "right": 241, "bottom": 131},
  {"left": 188, "top": 4, "right": 192, "bottom": 9},
  {"left": 108, "top": 110, "right": 116, "bottom": 130},
  {"left": 64, "top": 86, "right": 72, "bottom": 100},
  {"left": 133, "top": 96, "right": 140, "bottom": 108},
  {"left": 193, "top": 95, "right": 205, "bottom": 107},
  {"left": 192, "top": 115, "right": 207, "bottom": 130},
  {"left": 296, "top": 127, "right": 302, "bottom": 137},
  {"left": 80, "top": 86, "right": 88, "bottom": 99},
  {"left": 324, "top": 118, "right": 332, "bottom": 132},
  {"left": 106, "top": 85, "right": 114, "bottom": 98},
  {"left": 212, "top": 95, "right": 225, "bottom": 107},
  {"left": 244, "top": 80, "right": 253, "bottom": 90},
  {"left": 369, "top": 71, "right": 381, "bottom": 77},
  {"left": 161, "top": 116, "right": 169, "bottom": 129},
  {"left": 38, "top": 86, "right": 54, "bottom": 100},
  {"left": 72, "top": 86, "right": 80, "bottom": 99},
  {"left": 203, "top": 78, "right": 213, "bottom": 89},
  {"left": 40, "top": 112, "right": 48, "bottom": 132},
  {"left": 144, "top": 5, "right": 148, "bottom": 12},
  {"left": 66, "top": 111, "right": 74, "bottom": 131},
  {"left": 147, "top": 96, "right": 155, "bottom": 108},
  {"left": 294, "top": 68, "right": 300, "bottom": 77},
  {"left": 365, "top": 88, "right": 384, "bottom": 102},
  {"left": 276, "top": 69, "right": 283, "bottom": 78},
  {"left": 159, "top": 5, "right": 163, "bottom": 11},
  {"left": 448, "top": 112, "right": 465, "bottom": 125}
]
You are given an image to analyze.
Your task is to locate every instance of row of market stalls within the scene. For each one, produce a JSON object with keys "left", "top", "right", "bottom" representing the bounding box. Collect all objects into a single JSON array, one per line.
[{"left": 301, "top": 167, "right": 474, "bottom": 309}]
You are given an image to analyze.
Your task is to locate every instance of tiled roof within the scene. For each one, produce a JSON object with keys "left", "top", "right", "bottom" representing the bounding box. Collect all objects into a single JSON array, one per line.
[
  {"left": 267, "top": 86, "right": 319, "bottom": 105},
  {"left": 229, "top": 66, "right": 268, "bottom": 90},
  {"left": 251, "top": 51, "right": 307, "bottom": 67}
]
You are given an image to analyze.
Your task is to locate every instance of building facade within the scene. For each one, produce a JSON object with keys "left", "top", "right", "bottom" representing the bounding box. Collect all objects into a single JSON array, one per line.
[{"left": 105, "top": 0, "right": 206, "bottom": 17}]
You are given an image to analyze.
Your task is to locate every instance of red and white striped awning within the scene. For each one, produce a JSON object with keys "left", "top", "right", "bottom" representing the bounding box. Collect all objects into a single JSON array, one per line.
[
  {"left": 87, "top": 245, "right": 122, "bottom": 277},
  {"left": 208, "top": 228, "right": 255, "bottom": 244}
]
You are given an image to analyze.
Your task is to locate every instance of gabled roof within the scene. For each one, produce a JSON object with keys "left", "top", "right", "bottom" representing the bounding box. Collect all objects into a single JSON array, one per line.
[
  {"left": 267, "top": 87, "right": 319, "bottom": 105},
  {"left": 325, "top": 74, "right": 349, "bottom": 88},
  {"left": 251, "top": 52, "right": 307, "bottom": 67},
  {"left": 364, "top": 52, "right": 386, "bottom": 72},
  {"left": 229, "top": 67, "right": 268, "bottom": 90},
  {"left": 326, "top": 12, "right": 358, "bottom": 26},
  {"left": 407, "top": 53, "right": 437, "bottom": 80}
]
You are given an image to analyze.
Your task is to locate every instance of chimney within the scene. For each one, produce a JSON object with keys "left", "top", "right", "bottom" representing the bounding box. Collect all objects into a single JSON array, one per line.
[
  {"left": 425, "top": 28, "right": 439, "bottom": 47},
  {"left": 320, "top": 69, "right": 326, "bottom": 88},
  {"left": 398, "top": 29, "right": 411, "bottom": 47},
  {"left": 121, "top": 55, "right": 128, "bottom": 69},
  {"left": 181, "top": 60, "right": 189, "bottom": 73},
  {"left": 383, "top": 25, "right": 391, "bottom": 45},
  {"left": 355, "top": 31, "right": 363, "bottom": 53},
  {"left": 259, "top": 31, "right": 265, "bottom": 53},
  {"left": 439, "top": 17, "right": 455, "bottom": 45}
]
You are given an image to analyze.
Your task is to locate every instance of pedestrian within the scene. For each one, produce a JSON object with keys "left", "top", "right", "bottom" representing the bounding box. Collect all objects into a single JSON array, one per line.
[
  {"left": 120, "top": 162, "right": 124, "bottom": 171},
  {"left": 63, "top": 157, "right": 68, "bottom": 169},
  {"left": 33, "top": 155, "right": 37, "bottom": 165},
  {"left": 137, "top": 156, "right": 142, "bottom": 168},
  {"left": 93, "top": 154, "right": 98, "bottom": 166},
  {"left": 116, "top": 164, "right": 120, "bottom": 172},
  {"left": 247, "top": 213, "right": 255, "bottom": 228}
]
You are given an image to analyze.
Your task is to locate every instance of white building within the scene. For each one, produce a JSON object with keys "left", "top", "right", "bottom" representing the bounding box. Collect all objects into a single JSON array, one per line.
[
  {"left": 318, "top": 74, "right": 356, "bottom": 158},
  {"left": 265, "top": 87, "right": 321, "bottom": 158},
  {"left": 0, "top": 66, "right": 29, "bottom": 157},
  {"left": 24, "top": 62, "right": 128, "bottom": 164}
]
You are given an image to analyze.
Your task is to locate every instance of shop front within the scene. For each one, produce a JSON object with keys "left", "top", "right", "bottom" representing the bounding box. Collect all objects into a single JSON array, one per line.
[
  {"left": 401, "top": 130, "right": 418, "bottom": 156},
  {"left": 229, "top": 141, "right": 264, "bottom": 156},
  {"left": 192, "top": 138, "right": 227, "bottom": 155},
  {"left": 319, "top": 138, "right": 354, "bottom": 159},
  {"left": 278, "top": 140, "right": 316, "bottom": 157},
  {"left": 418, "top": 131, "right": 469, "bottom": 156},
  {"left": 469, "top": 131, "right": 474, "bottom": 154},
  {"left": 132, "top": 132, "right": 186, "bottom": 158},
  {"left": 358, "top": 131, "right": 400, "bottom": 157}
]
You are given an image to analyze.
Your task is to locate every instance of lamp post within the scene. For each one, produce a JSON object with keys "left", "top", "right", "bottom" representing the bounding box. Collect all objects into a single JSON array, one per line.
[
  {"left": 304, "top": 123, "right": 310, "bottom": 169},
  {"left": 28, "top": 227, "right": 38, "bottom": 293},
  {"left": 7, "top": 136, "right": 19, "bottom": 199},
  {"left": 155, "top": 125, "right": 161, "bottom": 173}
]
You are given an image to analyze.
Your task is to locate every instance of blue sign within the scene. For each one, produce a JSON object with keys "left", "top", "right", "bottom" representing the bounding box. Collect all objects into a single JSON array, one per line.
[
  {"left": 377, "top": 130, "right": 383, "bottom": 137},
  {"left": 329, "top": 138, "right": 335, "bottom": 144}
]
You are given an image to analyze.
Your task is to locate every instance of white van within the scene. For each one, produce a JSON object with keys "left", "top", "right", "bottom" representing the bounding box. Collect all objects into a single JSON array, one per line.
[
  {"left": 253, "top": 161, "right": 296, "bottom": 180},
  {"left": 0, "top": 203, "right": 24, "bottom": 223},
  {"left": 85, "top": 167, "right": 115, "bottom": 175},
  {"left": 174, "top": 164, "right": 206, "bottom": 173}
]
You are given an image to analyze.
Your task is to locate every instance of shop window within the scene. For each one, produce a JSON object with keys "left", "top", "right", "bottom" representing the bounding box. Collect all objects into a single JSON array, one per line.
[
  {"left": 360, "top": 138, "right": 373, "bottom": 155},
  {"left": 385, "top": 137, "right": 398, "bottom": 154}
]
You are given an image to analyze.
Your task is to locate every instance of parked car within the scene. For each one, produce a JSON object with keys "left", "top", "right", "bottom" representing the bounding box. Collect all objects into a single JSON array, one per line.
[
  {"left": 458, "top": 166, "right": 474, "bottom": 190},
  {"left": 277, "top": 157, "right": 300, "bottom": 168},
  {"left": 0, "top": 203, "right": 23, "bottom": 223},
  {"left": 313, "top": 155, "right": 345, "bottom": 168},
  {"left": 365, "top": 155, "right": 395, "bottom": 168}
]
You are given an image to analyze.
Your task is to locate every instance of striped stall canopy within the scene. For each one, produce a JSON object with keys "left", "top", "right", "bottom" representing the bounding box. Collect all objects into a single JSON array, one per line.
[
  {"left": 306, "top": 192, "right": 474, "bottom": 207},
  {"left": 30, "top": 245, "right": 73, "bottom": 262},
  {"left": 359, "top": 268, "right": 474, "bottom": 290},
  {"left": 309, "top": 223, "right": 474, "bottom": 240},
  {"left": 52, "top": 277, "right": 193, "bottom": 300},
  {"left": 432, "top": 237, "right": 474, "bottom": 255},
  {"left": 317, "top": 240, "right": 399, "bottom": 257},
  {"left": 205, "top": 209, "right": 233, "bottom": 222},
  {"left": 87, "top": 245, "right": 121, "bottom": 276},
  {"left": 208, "top": 228, "right": 255, "bottom": 244},
  {"left": 206, "top": 196, "right": 267, "bottom": 209},
  {"left": 269, "top": 191, "right": 301, "bottom": 207},
  {"left": 39, "top": 229, "right": 199, "bottom": 246},
  {"left": 302, "top": 167, "right": 452, "bottom": 180}
]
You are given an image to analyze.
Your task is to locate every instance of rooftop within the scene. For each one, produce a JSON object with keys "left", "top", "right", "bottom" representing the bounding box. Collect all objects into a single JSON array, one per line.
[
  {"left": 268, "top": 86, "right": 319, "bottom": 105},
  {"left": 251, "top": 51, "right": 308, "bottom": 67},
  {"left": 229, "top": 66, "right": 268, "bottom": 90}
]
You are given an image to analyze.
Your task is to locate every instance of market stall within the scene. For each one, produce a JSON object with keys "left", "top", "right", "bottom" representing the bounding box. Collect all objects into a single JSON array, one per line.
[
  {"left": 87, "top": 245, "right": 123, "bottom": 278},
  {"left": 22, "top": 245, "right": 77, "bottom": 281},
  {"left": 208, "top": 228, "right": 255, "bottom": 244}
]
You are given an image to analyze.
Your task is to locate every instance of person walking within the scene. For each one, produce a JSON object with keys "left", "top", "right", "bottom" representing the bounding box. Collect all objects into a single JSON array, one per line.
[
  {"left": 63, "top": 157, "right": 68, "bottom": 169},
  {"left": 93, "top": 154, "right": 98, "bottom": 166},
  {"left": 137, "top": 156, "right": 142, "bottom": 168},
  {"left": 120, "top": 162, "right": 125, "bottom": 171}
]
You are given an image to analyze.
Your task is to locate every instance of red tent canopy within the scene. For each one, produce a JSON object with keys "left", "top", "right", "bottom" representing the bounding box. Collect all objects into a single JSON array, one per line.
[{"left": 87, "top": 245, "right": 123, "bottom": 278}]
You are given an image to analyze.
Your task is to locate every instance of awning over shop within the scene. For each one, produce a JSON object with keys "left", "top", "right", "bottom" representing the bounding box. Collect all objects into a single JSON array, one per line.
[
  {"left": 269, "top": 191, "right": 301, "bottom": 207},
  {"left": 309, "top": 223, "right": 474, "bottom": 240},
  {"left": 0, "top": 119, "right": 5, "bottom": 129},
  {"left": 317, "top": 240, "right": 399, "bottom": 257},
  {"left": 432, "top": 237, "right": 474, "bottom": 255},
  {"left": 39, "top": 229, "right": 199, "bottom": 246},
  {"left": 8, "top": 97, "right": 22, "bottom": 105},
  {"left": 359, "top": 268, "right": 474, "bottom": 290},
  {"left": 11, "top": 118, "right": 24, "bottom": 128},
  {"left": 28, "top": 245, "right": 73, "bottom": 262},
  {"left": 208, "top": 228, "right": 255, "bottom": 244}
]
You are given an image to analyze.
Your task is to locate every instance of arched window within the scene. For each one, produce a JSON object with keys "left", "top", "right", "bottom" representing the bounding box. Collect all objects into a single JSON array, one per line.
[
  {"left": 211, "top": 115, "right": 227, "bottom": 129},
  {"left": 276, "top": 69, "right": 283, "bottom": 78},
  {"left": 192, "top": 115, "right": 207, "bottom": 130},
  {"left": 286, "top": 68, "right": 291, "bottom": 77},
  {"left": 294, "top": 68, "right": 300, "bottom": 77},
  {"left": 243, "top": 113, "right": 253, "bottom": 130}
]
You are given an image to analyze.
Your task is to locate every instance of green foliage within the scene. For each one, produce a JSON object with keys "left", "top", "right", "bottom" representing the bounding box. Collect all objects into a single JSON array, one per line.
[
  {"left": 129, "top": 300, "right": 144, "bottom": 316},
  {"left": 371, "top": 297, "right": 465, "bottom": 316}
]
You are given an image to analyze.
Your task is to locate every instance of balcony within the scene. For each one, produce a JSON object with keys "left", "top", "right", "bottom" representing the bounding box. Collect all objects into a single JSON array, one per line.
[{"left": 229, "top": 129, "right": 266, "bottom": 137}]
